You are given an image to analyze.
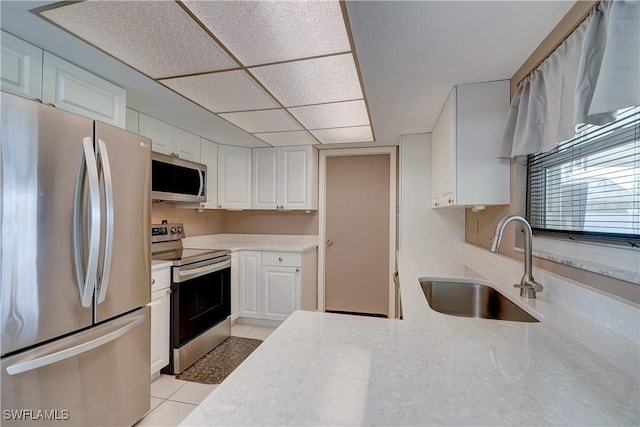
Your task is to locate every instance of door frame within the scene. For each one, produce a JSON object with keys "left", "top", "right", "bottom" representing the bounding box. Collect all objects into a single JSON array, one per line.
[{"left": 318, "top": 146, "right": 397, "bottom": 318}]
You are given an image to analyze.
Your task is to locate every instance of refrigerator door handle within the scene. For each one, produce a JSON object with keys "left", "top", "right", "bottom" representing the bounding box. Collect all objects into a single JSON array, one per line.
[
  {"left": 5, "top": 314, "right": 145, "bottom": 376},
  {"left": 96, "top": 138, "right": 114, "bottom": 304},
  {"left": 73, "top": 137, "right": 101, "bottom": 308}
]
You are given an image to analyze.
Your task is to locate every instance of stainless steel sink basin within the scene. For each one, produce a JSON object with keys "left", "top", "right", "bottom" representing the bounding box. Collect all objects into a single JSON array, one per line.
[{"left": 419, "top": 279, "right": 539, "bottom": 322}]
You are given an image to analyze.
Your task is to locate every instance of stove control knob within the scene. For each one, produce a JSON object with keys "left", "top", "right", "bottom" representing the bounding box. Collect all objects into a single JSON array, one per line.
[
  {"left": 170, "top": 227, "right": 177, "bottom": 234},
  {"left": 176, "top": 226, "right": 183, "bottom": 234}
]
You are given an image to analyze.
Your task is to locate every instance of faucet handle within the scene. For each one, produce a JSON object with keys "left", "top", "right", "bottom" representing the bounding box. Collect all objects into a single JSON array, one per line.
[{"left": 514, "top": 278, "right": 543, "bottom": 298}]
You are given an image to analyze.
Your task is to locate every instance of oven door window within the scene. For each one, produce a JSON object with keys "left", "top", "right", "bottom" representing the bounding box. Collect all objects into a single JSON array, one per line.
[{"left": 173, "top": 267, "right": 230, "bottom": 347}]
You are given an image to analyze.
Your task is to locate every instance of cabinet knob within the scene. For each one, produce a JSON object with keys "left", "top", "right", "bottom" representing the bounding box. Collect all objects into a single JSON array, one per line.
[
  {"left": 327, "top": 239, "right": 334, "bottom": 246},
  {"left": 278, "top": 257, "right": 283, "bottom": 261},
  {"left": 166, "top": 289, "right": 172, "bottom": 295},
  {"left": 448, "top": 198, "right": 454, "bottom": 204},
  {"left": 151, "top": 278, "right": 155, "bottom": 285},
  {"left": 296, "top": 268, "right": 300, "bottom": 273}
]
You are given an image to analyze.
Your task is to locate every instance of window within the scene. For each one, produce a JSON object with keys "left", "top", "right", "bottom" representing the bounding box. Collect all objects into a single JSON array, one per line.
[{"left": 527, "top": 106, "right": 640, "bottom": 247}]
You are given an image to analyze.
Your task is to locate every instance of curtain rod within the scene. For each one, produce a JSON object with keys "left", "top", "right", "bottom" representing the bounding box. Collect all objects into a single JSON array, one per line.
[{"left": 510, "top": 0, "right": 600, "bottom": 96}]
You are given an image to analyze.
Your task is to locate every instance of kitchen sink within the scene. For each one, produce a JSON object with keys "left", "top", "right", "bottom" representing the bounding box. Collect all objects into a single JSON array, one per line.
[{"left": 419, "top": 278, "right": 539, "bottom": 322}]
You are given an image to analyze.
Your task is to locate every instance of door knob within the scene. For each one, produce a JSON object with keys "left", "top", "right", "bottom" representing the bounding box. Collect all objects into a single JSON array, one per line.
[{"left": 327, "top": 239, "right": 334, "bottom": 246}]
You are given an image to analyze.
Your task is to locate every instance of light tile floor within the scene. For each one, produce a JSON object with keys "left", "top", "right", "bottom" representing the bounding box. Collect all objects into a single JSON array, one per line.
[{"left": 135, "top": 323, "right": 277, "bottom": 427}]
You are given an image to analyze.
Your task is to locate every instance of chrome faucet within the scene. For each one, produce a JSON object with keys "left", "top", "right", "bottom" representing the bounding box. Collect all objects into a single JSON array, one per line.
[{"left": 490, "top": 215, "right": 543, "bottom": 298}]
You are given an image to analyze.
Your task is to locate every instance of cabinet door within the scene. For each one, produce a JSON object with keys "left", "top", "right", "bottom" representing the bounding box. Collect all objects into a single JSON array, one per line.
[
  {"left": 200, "top": 138, "right": 218, "bottom": 206},
  {"left": 42, "top": 53, "right": 126, "bottom": 128},
  {"left": 281, "top": 146, "right": 313, "bottom": 209},
  {"left": 253, "top": 148, "right": 278, "bottom": 209},
  {"left": 430, "top": 119, "right": 443, "bottom": 207},
  {"left": 262, "top": 266, "right": 299, "bottom": 321},
  {"left": 149, "top": 289, "right": 170, "bottom": 375},
  {"left": 218, "top": 145, "right": 252, "bottom": 209},
  {"left": 238, "top": 251, "right": 262, "bottom": 318},
  {"left": 172, "top": 128, "right": 201, "bottom": 162},
  {"left": 139, "top": 113, "right": 172, "bottom": 155},
  {"left": 431, "top": 88, "right": 456, "bottom": 207},
  {"left": 125, "top": 108, "right": 139, "bottom": 134},
  {"left": 1, "top": 31, "right": 43, "bottom": 100}
]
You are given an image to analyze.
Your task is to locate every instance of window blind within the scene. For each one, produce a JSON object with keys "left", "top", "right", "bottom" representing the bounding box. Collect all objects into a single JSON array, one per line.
[{"left": 526, "top": 106, "right": 640, "bottom": 247}]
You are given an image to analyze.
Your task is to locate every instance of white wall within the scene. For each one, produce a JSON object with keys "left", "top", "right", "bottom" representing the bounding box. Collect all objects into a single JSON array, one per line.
[{"left": 399, "top": 133, "right": 465, "bottom": 255}]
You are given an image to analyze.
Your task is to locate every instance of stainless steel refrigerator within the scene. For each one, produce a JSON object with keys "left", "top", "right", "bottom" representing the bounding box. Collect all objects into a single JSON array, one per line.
[{"left": 1, "top": 92, "right": 152, "bottom": 426}]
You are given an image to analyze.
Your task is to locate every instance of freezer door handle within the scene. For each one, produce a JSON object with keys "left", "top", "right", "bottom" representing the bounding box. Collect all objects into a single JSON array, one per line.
[
  {"left": 96, "top": 138, "right": 114, "bottom": 304},
  {"left": 5, "top": 314, "right": 145, "bottom": 376},
  {"left": 73, "top": 137, "right": 101, "bottom": 308}
]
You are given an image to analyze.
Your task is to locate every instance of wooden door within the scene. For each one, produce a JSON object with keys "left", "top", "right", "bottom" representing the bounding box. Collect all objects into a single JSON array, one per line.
[{"left": 324, "top": 154, "right": 390, "bottom": 317}]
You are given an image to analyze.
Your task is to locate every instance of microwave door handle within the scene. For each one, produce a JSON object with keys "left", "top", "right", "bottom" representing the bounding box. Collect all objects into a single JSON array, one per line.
[
  {"left": 73, "top": 137, "right": 100, "bottom": 308},
  {"left": 96, "top": 139, "right": 114, "bottom": 304},
  {"left": 197, "top": 166, "right": 204, "bottom": 199}
]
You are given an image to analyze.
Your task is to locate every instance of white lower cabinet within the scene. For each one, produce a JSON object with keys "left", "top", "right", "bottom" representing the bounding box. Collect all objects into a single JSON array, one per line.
[
  {"left": 262, "top": 266, "right": 300, "bottom": 321},
  {"left": 149, "top": 266, "right": 171, "bottom": 378},
  {"left": 236, "top": 249, "right": 316, "bottom": 325},
  {"left": 238, "top": 251, "right": 262, "bottom": 318}
]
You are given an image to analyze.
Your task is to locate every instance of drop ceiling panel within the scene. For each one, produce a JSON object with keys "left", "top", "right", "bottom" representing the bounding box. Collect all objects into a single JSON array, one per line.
[
  {"left": 289, "top": 100, "right": 369, "bottom": 130},
  {"left": 183, "top": 0, "right": 350, "bottom": 66},
  {"left": 162, "top": 70, "right": 280, "bottom": 113},
  {"left": 41, "top": 1, "right": 238, "bottom": 79},
  {"left": 250, "top": 54, "right": 363, "bottom": 107},
  {"left": 220, "top": 109, "right": 303, "bottom": 133},
  {"left": 254, "top": 131, "right": 318, "bottom": 146},
  {"left": 311, "top": 126, "right": 374, "bottom": 144}
]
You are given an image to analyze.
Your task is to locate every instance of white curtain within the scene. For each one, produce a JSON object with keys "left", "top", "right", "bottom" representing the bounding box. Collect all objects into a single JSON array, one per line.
[{"left": 499, "top": 0, "right": 640, "bottom": 158}]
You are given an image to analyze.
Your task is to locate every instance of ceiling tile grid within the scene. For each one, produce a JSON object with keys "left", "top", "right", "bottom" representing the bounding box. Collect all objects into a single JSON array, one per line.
[
  {"left": 289, "top": 100, "right": 369, "bottom": 130},
  {"left": 41, "top": 0, "right": 375, "bottom": 146},
  {"left": 182, "top": 0, "right": 351, "bottom": 66},
  {"left": 254, "top": 131, "right": 319, "bottom": 147},
  {"left": 311, "top": 126, "right": 374, "bottom": 144},
  {"left": 42, "top": 1, "right": 238, "bottom": 79},
  {"left": 249, "top": 54, "right": 364, "bottom": 108},
  {"left": 219, "top": 109, "right": 303, "bottom": 134},
  {"left": 161, "top": 70, "right": 280, "bottom": 113}
]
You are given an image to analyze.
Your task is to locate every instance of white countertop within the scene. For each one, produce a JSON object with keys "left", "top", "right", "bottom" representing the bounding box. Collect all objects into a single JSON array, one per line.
[
  {"left": 180, "top": 245, "right": 639, "bottom": 426},
  {"left": 151, "top": 260, "right": 173, "bottom": 269},
  {"left": 182, "top": 233, "right": 318, "bottom": 252}
]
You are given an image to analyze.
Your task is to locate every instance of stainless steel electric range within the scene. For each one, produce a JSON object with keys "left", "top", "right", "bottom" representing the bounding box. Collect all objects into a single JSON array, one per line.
[{"left": 151, "top": 223, "right": 231, "bottom": 374}]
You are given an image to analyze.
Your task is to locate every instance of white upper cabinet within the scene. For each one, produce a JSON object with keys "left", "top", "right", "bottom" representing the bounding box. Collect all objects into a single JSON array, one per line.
[
  {"left": 139, "top": 113, "right": 201, "bottom": 162},
  {"left": 172, "top": 128, "right": 201, "bottom": 162},
  {"left": 1, "top": 31, "right": 43, "bottom": 100},
  {"left": 125, "top": 108, "right": 139, "bottom": 134},
  {"left": 139, "top": 113, "right": 172, "bottom": 153},
  {"left": 253, "top": 148, "right": 279, "bottom": 209},
  {"left": 252, "top": 146, "right": 318, "bottom": 210},
  {"left": 42, "top": 52, "right": 126, "bottom": 128},
  {"left": 431, "top": 80, "right": 510, "bottom": 208},
  {"left": 200, "top": 138, "right": 218, "bottom": 208},
  {"left": 218, "top": 145, "right": 252, "bottom": 209}
]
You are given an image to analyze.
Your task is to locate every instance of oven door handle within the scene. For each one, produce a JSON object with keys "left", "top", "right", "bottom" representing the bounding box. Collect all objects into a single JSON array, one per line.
[{"left": 175, "top": 260, "right": 231, "bottom": 283}]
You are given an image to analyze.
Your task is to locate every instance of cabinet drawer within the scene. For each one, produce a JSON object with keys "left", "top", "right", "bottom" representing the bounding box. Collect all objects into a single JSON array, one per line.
[
  {"left": 151, "top": 267, "right": 171, "bottom": 292},
  {"left": 262, "top": 251, "right": 301, "bottom": 267}
]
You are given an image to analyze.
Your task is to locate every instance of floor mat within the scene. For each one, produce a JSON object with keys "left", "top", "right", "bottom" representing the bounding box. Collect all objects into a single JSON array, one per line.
[{"left": 175, "top": 336, "right": 262, "bottom": 384}]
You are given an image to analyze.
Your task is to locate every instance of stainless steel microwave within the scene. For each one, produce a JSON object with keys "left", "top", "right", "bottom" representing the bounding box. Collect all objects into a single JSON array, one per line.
[{"left": 151, "top": 152, "right": 206, "bottom": 203}]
